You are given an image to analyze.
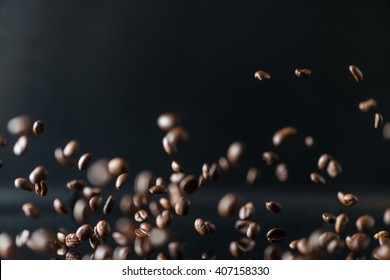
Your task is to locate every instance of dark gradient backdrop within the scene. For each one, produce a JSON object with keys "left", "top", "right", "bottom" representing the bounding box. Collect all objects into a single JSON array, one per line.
[{"left": 1, "top": 0, "right": 390, "bottom": 187}]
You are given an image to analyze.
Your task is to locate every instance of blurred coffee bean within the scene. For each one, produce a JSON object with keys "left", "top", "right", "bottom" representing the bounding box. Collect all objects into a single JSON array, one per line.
[
  {"left": 272, "top": 127, "right": 297, "bottom": 146},
  {"left": 349, "top": 65, "right": 363, "bottom": 82}
]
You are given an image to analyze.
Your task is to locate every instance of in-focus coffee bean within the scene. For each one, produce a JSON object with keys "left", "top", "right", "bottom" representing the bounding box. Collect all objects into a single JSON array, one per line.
[
  {"left": 295, "top": 68, "right": 311, "bottom": 78},
  {"left": 34, "top": 180, "right": 48, "bottom": 196},
  {"left": 322, "top": 213, "right": 337, "bottom": 224},
  {"left": 76, "top": 224, "right": 94, "bottom": 241},
  {"left": 65, "top": 233, "right": 80, "bottom": 248},
  {"left": 103, "top": 195, "right": 115, "bottom": 215},
  {"left": 174, "top": 197, "right": 190, "bottom": 216},
  {"left": 32, "top": 120, "right": 44, "bottom": 135},
  {"left": 349, "top": 65, "right": 363, "bottom": 82},
  {"left": 335, "top": 213, "right": 349, "bottom": 234},
  {"left": 14, "top": 178, "right": 34, "bottom": 192},
  {"left": 266, "top": 228, "right": 286, "bottom": 243},
  {"left": 265, "top": 201, "right": 283, "bottom": 214},
  {"left": 342, "top": 193, "right": 359, "bottom": 206},
  {"left": 157, "top": 113, "right": 179, "bottom": 132},
  {"left": 96, "top": 220, "right": 111, "bottom": 237},
  {"left": 78, "top": 153, "right": 92, "bottom": 171}
]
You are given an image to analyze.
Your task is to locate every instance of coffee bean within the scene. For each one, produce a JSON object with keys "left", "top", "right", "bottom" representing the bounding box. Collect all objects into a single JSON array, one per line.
[
  {"left": 289, "top": 240, "right": 299, "bottom": 250},
  {"left": 53, "top": 198, "right": 69, "bottom": 214},
  {"left": 217, "top": 193, "right": 241, "bottom": 217},
  {"left": 379, "top": 236, "right": 390, "bottom": 246},
  {"left": 77, "top": 153, "right": 92, "bottom": 171},
  {"left": 135, "top": 228, "right": 151, "bottom": 238},
  {"left": 32, "top": 120, "right": 44, "bottom": 135},
  {"left": 76, "top": 224, "right": 94, "bottom": 241},
  {"left": 265, "top": 201, "right": 283, "bottom": 214},
  {"left": 103, "top": 195, "right": 115, "bottom": 215},
  {"left": 383, "top": 123, "right": 390, "bottom": 140},
  {"left": 246, "top": 222, "right": 260, "bottom": 240},
  {"left": 237, "top": 237, "right": 256, "bottom": 252},
  {"left": 218, "top": 157, "right": 232, "bottom": 172},
  {"left": 96, "top": 220, "right": 111, "bottom": 237},
  {"left": 29, "top": 165, "right": 48, "bottom": 185},
  {"left": 295, "top": 68, "right": 311, "bottom": 78},
  {"left": 108, "top": 157, "right": 128, "bottom": 175},
  {"left": 171, "top": 160, "right": 183, "bottom": 173},
  {"left": 254, "top": 70, "right": 270, "bottom": 80},
  {"left": 168, "top": 241, "right": 184, "bottom": 260},
  {"left": 13, "top": 135, "right": 28, "bottom": 155},
  {"left": 322, "top": 213, "right": 337, "bottom": 224},
  {"left": 273, "top": 127, "right": 297, "bottom": 146},
  {"left": 0, "top": 135, "right": 7, "bottom": 147},
  {"left": 194, "top": 218, "right": 208, "bottom": 236},
  {"left": 175, "top": 197, "right": 190, "bottom": 216},
  {"left": 266, "top": 228, "right": 286, "bottom": 243},
  {"left": 304, "top": 136, "right": 314, "bottom": 148},
  {"left": 337, "top": 191, "right": 345, "bottom": 204},
  {"left": 67, "top": 179, "right": 87, "bottom": 192},
  {"left": 135, "top": 210, "right": 148, "bottom": 223},
  {"left": 317, "top": 153, "right": 333, "bottom": 170},
  {"left": 15, "top": 230, "right": 30, "bottom": 248},
  {"left": 65, "top": 233, "right": 80, "bottom": 248},
  {"left": 234, "top": 220, "right": 251, "bottom": 234},
  {"left": 0, "top": 159, "right": 3, "bottom": 168},
  {"left": 264, "top": 244, "right": 283, "bottom": 260},
  {"left": 14, "top": 178, "right": 34, "bottom": 192},
  {"left": 359, "top": 98, "right": 377, "bottom": 112},
  {"left": 238, "top": 202, "right": 255, "bottom": 219},
  {"left": 335, "top": 213, "right": 349, "bottom": 234},
  {"left": 246, "top": 167, "right": 260, "bottom": 185},
  {"left": 198, "top": 174, "right": 206, "bottom": 187},
  {"left": 227, "top": 141, "right": 245, "bottom": 165},
  {"left": 372, "top": 244, "right": 390, "bottom": 260},
  {"left": 170, "top": 172, "right": 186, "bottom": 184},
  {"left": 327, "top": 159, "right": 342, "bottom": 178},
  {"left": 342, "top": 193, "right": 359, "bottom": 206},
  {"left": 82, "top": 185, "right": 102, "bottom": 199},
  {"left": 208, "top": 163, "right": 219, "bottom": 180},
  {"left": 113, "top": 245, "right": 132, "bottom": 260},
  {"left": 57, "top": 232, "right": 67, "bottom": 244},
  {"left": 349, "top": 64, "right": 364, "bottom": 82},
  {"left": 346, "top": 252, "right": 366, "bottom": 260},
  {"left": 179, "top": 175, "right": 198, "bottom": 194},
  {"left": 159, "top": 198, "right": 171, "bottom": 210},
  {"left": 156, "top": 210, "right": 172, "bottom": 229},
  {"left": 310, "top": 172, "right": 326, "bottom": 185},
  {"left": 162, "top": 136, "right": 177, "bottom": 155},
  {"left": 149, "top": 201, "right": 162, "bottom": 217},
  {"left": 112, "top": 232, "right": 129, "bottom": 246},
  {"left": 149, "top": 185, "right": 168, "bottom": 194},
  {"left": 318, "top": 231, "right": 340, "bottom": 248},
  {"left": 134, "top": 236, "right": 153, "bottom": 257},
  {"left": 201, "top": 250, "right": 216, "bottom": 260},
  {"left": 202, "top": 163, "right": 209, "bottom": 180},
  {"left": 35, "top": 180, "right": 48, "bottom": 196},
  {"left": 22, "top": 202, "right": 39, "bottom": 219},
  {"left": 356, "top": 214, "right": 375, "bottom": 232},
  {"left": 229, "top": 241, "right": 242, "bottom": 257},
  {"left": 345, "top": 233, "right": 370, "bottom": 252},
  {"left": 166, "top": 127, "right": 189, "bottom": 146},
  {"left": 73, "top": 198, "right": 92, "bottom": 224},
  {"left": 157, "top": 113, "right": 179, "bottom": 132},
  {"left": 327, "top": 239, "right": 344, "bottom": 254},
  {"left": 374, "top": 231, "right": 389, "bottom": 240},
  {"left": 89, "top": 195, "right": 103, "bottom": 211},
  {"left": 94, "top": 244, "right": 113, "bottom": 260},
  {"left": 275, "top": 163, "right": 288, "bottom": 182},
  {"left": 54, "top": 147, "right": 73, "bottom": 166},
  {"left": 375, "top": 113, "right": 384, "bottom": 129},
  {"left": 63, "top": 140, "right": 79, "bottom": 158},
  {"left": 384, "top": 208, "right": 390, "bottom": 226}
]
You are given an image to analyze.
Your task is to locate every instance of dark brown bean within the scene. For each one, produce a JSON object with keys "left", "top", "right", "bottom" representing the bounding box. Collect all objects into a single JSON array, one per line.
[
  {"left": 113, "top": 246, "right": 132, "bottom": 260},
  {"left": 342, "top": 193, "right": 359, "bottom": 206},
  {"left": 265, "top": 201, "right": 283, "bottom": 214},
  {"left": 295, "top": 68, "right": 311, "bottom": 78},
  {"left": 66, "top": 251, "right": 81, "bottom": 260},
  {"left": 156, "top": 210, "right": 173, "bottom": 229},
  {"left": 29, "top": 166, "right": 48, "bottom": 184},
  {"left": 238, "top": 202, "right": 255, "bottom": 220},
  {"left": 65, "top": 233, "right": 80, "bottom": 248},
  {"left": 54, "top": 147, "right": 73, "bottom": 166},
  {"left": 218, "top": 156, "right": 232, "bottom": 172},
  {"left": 229, "top": 241, "right": 242, "bottom": 257},
  {"left": 266, "top": 228, "right": 286, "bottom": 243},
  {"left": 112, "top": 232, "right": 129, "bottom": 246},
  {"left": 53, "top": 198, "right": 69, "bottom": 214},
  {"left": 168, "top": 241, "right": 184, "bottom": 260},
  {"left": 94, "top": 244, "right": 113, "bottom": 260},
  {"left": 349, "top": 65, "right": 363, "bottom": 82},
  {"left": 103, "top": 195, "right": 115, "bottom": 215},
  {"left": 264, "top": 244, "right": 283, "bottom": 260},
  {"left": 304, "top": 136, "right": 314, "bottom": 148},
  {"left": 345, "top": 233, "right": 370, "bottom": 252},
  {"left": 149, "top": 185, "right": 168, "bottom": 194},
  {"left": 208, "top": 163, "right": 219, "bottom": 180},
  {"left": 356, "top": 214, "right": 375, "bottom": 232},
  {"left": 327, "top": 159, "right": 342, "bottom": 178},
  {"left": 162, "top": 136, "right": 177, "bottom": 155},
  {"left": 166, "top": 127, "right": 188, "bottom": 146},
  {"left": 157, "top": 113, "right": 179, "bottom": 132},
  {"left": 273, "top": 127, "right": 297, "bottom": 146},
  {"left": 179, "top": 175, "right": 198, "bottom": 194},
  {"left": 346, "top": 252, "right": 366, "bottom": 260},
  {"left": 63, "top": 140, "right": 79, "bottom": 158},
  {"left": 372, "top": 244, "right": 390, "bottom": 260},
  {"left": 134, "top": 228, "right": 151, "bottom": 238},
  {"left": 194, "top": 218, "right": 208, "bottom": 236},
  {"left": 246, "top": 222, "right": 260, "bottom": 240},
  {"left": 202, "top": 163, "right": 209, "bottom": 180},
  {"left": 254, "top": 70, "right": 271, "bottom": 80},
  {"left": 14, "top": 178, "right": 34, "bottom": 192},
  {"left": 134, "top": 210, "right": 148, "bottom": 223},
  {"left": 67, "top": 179, "right": 87, "bottom": 192},
  {"left": 73, "top": 198, "right": 91, "bottom": 224},
  {"left": 13, "top": 135, "right": 28, "bottom": 155},
  {"left": 89, "top": 195, "right": 103, "bottom": 211},
  {"left": 335, "top": 213, "right": 349, "bottom": 234},
  {"left": 227, "top": 141, "right": 245, "bottom": 164},
  {"left": 77, "top": 153, "right": 92, "bottom": 171},
  {"left": 379, "top": 236, "right": 390, "bottom": 246},
  {"left": 375, "top": 113, "right": 384, "bottom": 129},
  {"left": 289, "top": 240, "right": 299, "bottom": 250},
  {"left": 246, "top": 167, "right": 260, "bottom": 186},
  {"left": 317, "top": 153, "right": 333, "bottom": 170},
  {"left": 15, "top": 230, "right": 30, "bottom": 248},
  {"left": 134, "top": 236, "right": 153, "bottom": 257},
  {"left": 159, "top": 198, "right": 171, "bottom": 210},
  {"left": 322, "top": 213, "right": 337, "bottom": 224},
  {"left": 171, "top": 160, "right": 183, "bottom": 173},
  {"left": 119, "top": 195, "right": 136, "bottom": 215},
  {"left": 201, "top": 250, "right": 216, "bottom": 260},
  {"left": 22, "top": 202, "right": 39, "bottom": 219},
  {"left": 374, "top": 231, "right": 389, "bottom": 240},
  {"left": 217, "top": 193, "right": 241, "bottom": 217},
  {"left": 96, "top": 220, "right": 111, "bottom": 237},
  {"left": 82, "top": 186, "right": 102, "bottom": 199},
  {"left": 35, "top": 180, "right": 48, "bottom": 196},
  {"left": 234, "top": 220, "right": 251, "bottom": 234},
  {"left": 384, "top": 208, "right": 390, "bottom": 226},
  {"left": 359, "top": 98, "right": 377, "bottom": 112},
  {"left": 0, "top": 135, "right": 7, "bottom": 147},
  {"left": 76, "top": 224, "right": 94, "bottom": 241},
  {"left": 32, "top": 120, "right": 44, "bottom": 135},
  {"left": 319, "top": 231, "right": 340, "bottom": 248},
  {"left": 262, "top": 151, "right": 278, "bottom": 165},
  {"left": 175, "top": 197, "right": 190, "bottom": 216},
  {"left": 310, "top": 172, "right": 326, "bottom": 185},
  {"left": 108, "top": 157, "right": 128, "bottom": 175}
]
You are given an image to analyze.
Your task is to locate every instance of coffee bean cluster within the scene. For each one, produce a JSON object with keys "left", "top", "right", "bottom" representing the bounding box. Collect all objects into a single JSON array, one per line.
[{"left": 0, "top": 66, "right": 389, "bottom": 260}]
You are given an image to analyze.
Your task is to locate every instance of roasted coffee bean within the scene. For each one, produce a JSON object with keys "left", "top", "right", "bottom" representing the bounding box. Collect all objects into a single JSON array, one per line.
[
  {"left": 96, "top": 220, "right": 111, "bottom": 237},
  {"left": 73, "top": 198, "right": 92, "bottom": 224},
  {"left": 113, "top": 245, "right": 132, "bottom": 260},
  {"left": 29, "top": 165, "right": 48, "bottom": 184},
  {"left": 346, "top": 252, "right": 366, "bottom": 260},
  {"left": 218, "top": 157, "right": 232, "bottom": 172},
  {"left": 175, "top": 197, "right": 190, "bottom": 216},
  {"left": 63, "top": 140, "right": 79, "bottom": 158},
  {"left": 67, "top": 179, "right": 87, "bottom": 192},
  {"left": 265, "top": 201, "right": 283, "bottom": 214},
  {"left": 383, "top": 123, "right": 390, "bottom": 140},
  {"left": 162, "top": 136, "right": 177, "bottom": 155},
  {"left": 349, "top": 65, "right": 363, "bottom": 82},
  {"left": 264, "top": 244, "right": 283, "bottom": 260},
  {"left": 103, "top": 195, "right": 115, "bottom": 215},
  {"left": 319, "top": 231, "right": 340, "bottom": 248},
  {"left": 266, "top": 228, "right": 286, "bottom": 243},
  {"left": 14, "top": 178, "right": 34, "bottom": 191},
  {"left": 53, "top": 198, "right": 69, "bottom": 214},
  {"left": 375, "top": 113, "right": 384, "bottom": 129},
  {"left": 356, "top": 214, "right": 375, "bottom": 232},
  {"left": 246, "top": 167, "right": 260, "bottom": 185},
  {"left": 22, "top": 202, "right": 39, "bottom": 219},
  {"left": 89, "top": 195, "right": 103, "bottom": 211},
  {"left": 32, "top": 120, "right": 44, "bottom": 135},
  {"left": 345, "top": 233, "right": 370, "bottom": 252},
  {"left": 359, "top": 98, "right": 377, "bottom": 112},
  {"left": 157, "top": 113, "right": 179, "bottom": 132},
  {"left": 317, "top": 153, "right": 333, "bottom": 170},
  {"left": 179, "top": 175, "right": 198, "bottom": 194},
  {"left": 227, "top": 141, "right": 245, "bottom": 165},
  {"left": 202, "top": 163, "right": 209, "bottom": 180},
  {"left": 65, "top": 233, "right": 81, "bottom": 248},
  {"left": 66, "top": 251, "right": 81, "bottom": 260},
  {"left": 140, "top": 222, "right": 153, "bottom": 234},
  {"left": 156, "top": 210, "right": 172, "bottom": 229},
  {"left": 262, "top": 151, "right": 278, "bottom": 165},
  {"left": 168, "top": 241, "right": 184, "bottom": 260},
  {"left": 335, "top": 213, "right": 349, "bottom": 234},
  {"left": 57, "top": 246, "right": 68, "bottom": 256},
  {"left": 170, "top": 172, "right": 186, "bottom": 184},
  {"left": 134, "top": 228, "right": 151, "bottom": 238},
  {"left": 372, "top": 244, "right": 390, "bottom": 260},
  {"left": 295, "top": 68, "right": 311, "bottom": 78},
  {"left": 246, "top": 222, "right": 260, "bottom": 240},
  {"left": 201, "top": 250, "right": 216, "bottom": 260},
  {"left": 134, "top": 210, "right": 148, "bottom": 223},
  {"left": 289, "top": 240, "right": 299, "bottom": 250},
  {"left": 15, "top": 230, "right": 30, "bottom": 248},
  {"left": 374, "top": 231, "right": 389, "bottom": 240},
  {"left": 54, "top": 147, "right": 73, "bottom": 166},
  {"left": 384, "top": 208, "right": 390, "bottom": 226},
  {"left": 82, "top": 185, "right": 102, "bottom": 199},
  {"left": 34, "top": 180, "right": 48, "bottom": 196},
  {"left": 149, "top": 201, "right": 162, "bottom": 217},
  {"left": 304, "top": 136, "right": 314, "bottom": 148},
  {"left": 57, "top": 232, "right": 66, "bottom": 244},
  {"left": 119, "top": 194, "right": 136, "bottom": 215},
  {"left": 208, "top": 163, "right": 219, "bottom": 180},
  {"left": 310, "top": 172, "right": 326, "bottom": 185},
  {"left": 13, "top": 135, "right": 28, "bottom": 155},
  {"left": 166, "top": 127, "right": 188, "bottom": 146},
  {"left": 0, "top": 135, "right": 7, "bottom": 147},
  {"left": 229, "top": 241, "right": 243, "bottom": 257},
  {"left": 94, "top": 244, "right": 113, "bottom": 260},
  {"left": 273, "top": 127, "right": 297, "bottom": 146},
  {"left": 327, "top": 239, "right": 344, "bottom": 254},
  {"left": 217, "top": 193, "right": 241, "bottom": 217},
  {"left": 171, "top": 160, "right": 183, "bottom": 173},
  {"left": 342, "top": 193, "right": 359, "bottom": 206},
  {"left": 275, "top": 163, "right": 288, "bottom": 182},
  {"left": 337, "top": 191, "right": 345, "bottom": 204},
  {"left": 149, "top": 185, "right": 167, "bottom": 194},
  {"left": 7, "top": 115, "right": 32, "bottom": 135},
  {"left": 88, "top": 235, "right": 102, "bottom": 250},
  {"left": 327, "top": 159, "right": 342, "bottom": 178},
  {"left": 239, "top": 202, "right": 255, "bottom": 219},
  {"left": 234, "top": 220, "right": 251, "bottom": 234},
  {"left": 134, "top": 236, "right": 153, "bottom": 257},
  {"left": 296, "top": 238, "right": 311, "bottom": 255},
  {"left": 159, "top": 198, "right": 171, "bottom": 210},
  {"left": 237, "top": 238, "right": 256, "bottom": 252},
  {"left": 194, "top": 218, "right": 208, "bottom": 236},
  {"left": 108, "top": 157, "right": 128, "bottom": 175},
  {"left": 0, "top": 159, "right": 3, "bottom": 168},
  {"left": 254, "top": 70, "right": 271, "bottom": 80},
  {"left": 77, "top": 153, "right": 92, "bottom": 171},
  {"left": 76, "top": 224, "right": 94, "bottom": 241},
  {"left": 156, "top": 252, "right": 169, "bottom": 260},
  {"left": 322, "top": 213, "right": 337, "bottom": 224},
  {"left": 112, "top": 232, "right": 129, "bottom": 246}
]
